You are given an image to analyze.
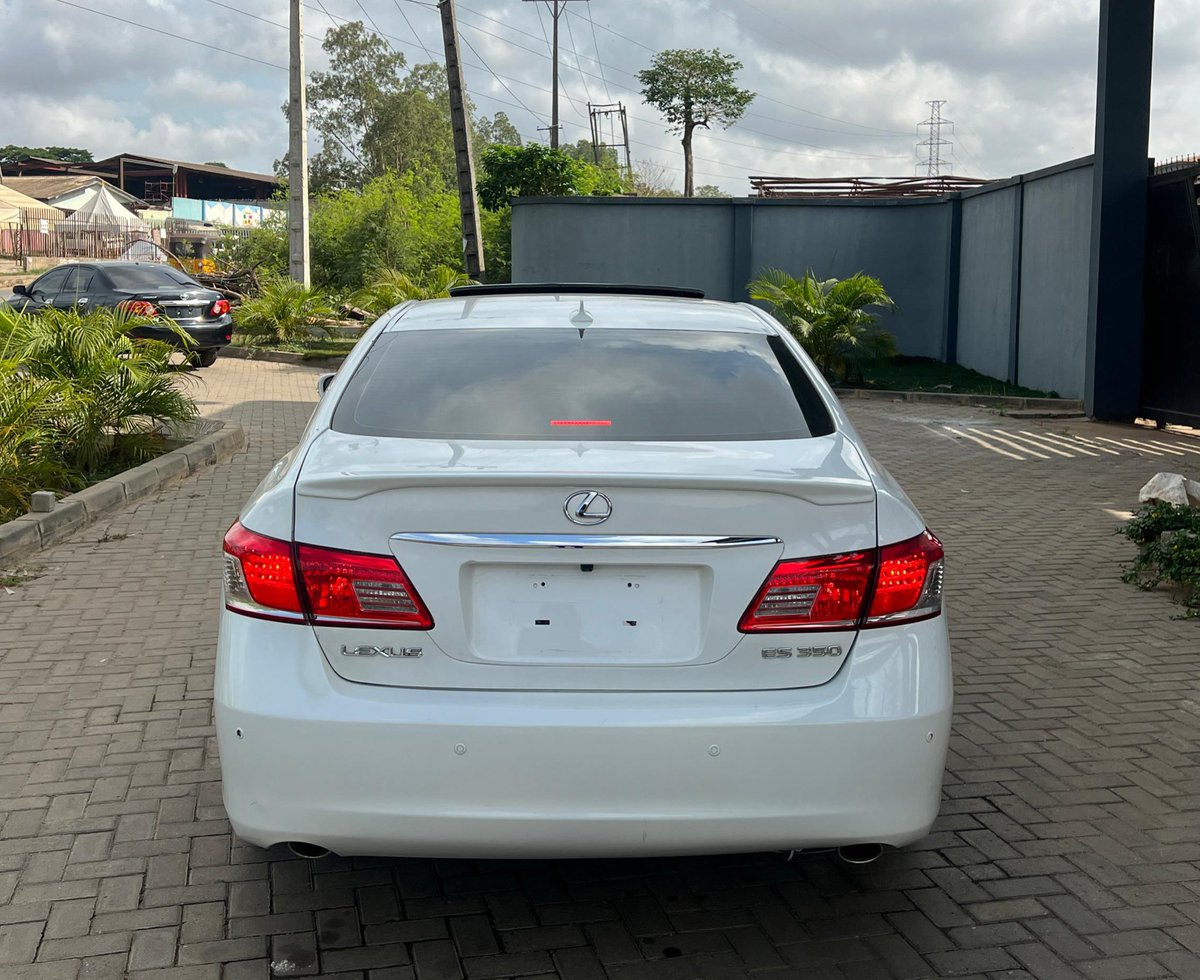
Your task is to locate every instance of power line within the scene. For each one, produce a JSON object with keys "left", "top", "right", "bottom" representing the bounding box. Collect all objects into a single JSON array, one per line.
[
  {"left": 583, "top": 2, "right": 612, "bottom": 103},
  {"left": 50, "top": 0, "right": 287, "bottom": 70},
  {"left": 457, "top": 31, "right": 548, "bottom": 126},
  {"left": 391, "top": 0, "right": 435, "bottom": 59}
]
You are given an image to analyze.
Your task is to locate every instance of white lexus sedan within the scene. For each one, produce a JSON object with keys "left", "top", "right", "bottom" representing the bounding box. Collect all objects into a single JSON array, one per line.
[{"left": 215, "top": 284, "right": 952, "bottom": 862}]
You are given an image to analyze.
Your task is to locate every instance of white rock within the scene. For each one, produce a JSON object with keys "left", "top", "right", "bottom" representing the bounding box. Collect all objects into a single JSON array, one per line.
[{"left": 1138, "top": 472, "right": 1200, "bottom": 507}]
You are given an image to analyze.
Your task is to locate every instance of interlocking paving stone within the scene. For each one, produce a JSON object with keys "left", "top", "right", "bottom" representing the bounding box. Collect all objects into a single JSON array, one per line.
[{"left": 2, "top": 360, "right": 1199, "bottom": 978}]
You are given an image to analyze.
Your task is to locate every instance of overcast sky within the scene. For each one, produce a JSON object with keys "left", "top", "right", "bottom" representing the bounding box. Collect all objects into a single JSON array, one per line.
[{"left": 2, "top": 0, "right": 1197, "bottom": 193}]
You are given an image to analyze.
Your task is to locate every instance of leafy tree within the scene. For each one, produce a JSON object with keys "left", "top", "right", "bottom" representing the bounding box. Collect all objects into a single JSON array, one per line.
[
  {"left": 0, "top": 145, "right": 93, "bottom": 166},
  {"left": 696, "top": 184, "right": 726, "bottom": 198},
  {"left": 477, "top": 145, "right": 581, "bottom": 209},
  {"left": 204, "top": 161, "right": 229, "bottom": 168},
  {"left": 306, "top": 21, "right": 406, "bottom": 188},
  {"left": 747, "top": 269, "right": 897, "bottom": 381},
  {"left": 310, "top": 170, "right": 462, "bottom": 290},
  {"left": 477, "top": 145, "right": 623, "bottom": 210},
  {"left": 474, "top": 112, "right": 522, "bottom": 148},
  {"left": 638, "top": 48, "right": 754, "bottom": 196}
]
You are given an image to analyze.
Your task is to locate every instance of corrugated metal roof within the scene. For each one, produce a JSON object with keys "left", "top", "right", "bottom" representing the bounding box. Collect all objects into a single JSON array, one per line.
[
  {"left": 90, "top": 154, "right": 280, "bottom": 185},
  {"left": 1, "top": 175, "right": 140, "bottom": 206}
]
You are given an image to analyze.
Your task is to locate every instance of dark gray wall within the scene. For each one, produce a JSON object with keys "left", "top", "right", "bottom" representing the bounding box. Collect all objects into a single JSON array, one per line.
[
  {"left": 1017, "top": 164, "right": 1094, "bottom": 398},
  {"left": 512, "top": 201, "right": 737, "bottom": 300},
  {"left": 956, "top": 184, "right": 1019, "bottom": 381},
  {"left": 749, "top": 202, "right": 951, "bottom": 359},
  {"left": 511, "top": 156, "right": 1097, "bottom": 396}
]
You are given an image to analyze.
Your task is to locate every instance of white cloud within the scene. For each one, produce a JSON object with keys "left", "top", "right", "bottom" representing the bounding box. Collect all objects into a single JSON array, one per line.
[{"left": 2, "top": 0, "right": 1196, "bottom": 192}]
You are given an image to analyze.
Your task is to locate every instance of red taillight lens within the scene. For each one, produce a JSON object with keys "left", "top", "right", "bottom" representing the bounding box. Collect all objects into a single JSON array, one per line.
[
  {"left": 209, "top": 298, "right": 230, "bottom": 317},
  {"left": 223, "top": 521, "right": 304, "bottom": 621},
  {"left": 119, "top": 300, "right": 158, "bottom": 317},
  {"left": 738, "top": 551, "right": 874, "bottom": 632},
  {"left": 296, "top": 544, "right": 433, "bottom": 629},
  {"left": 738, "top": 530, "right": 945, "bottom": 633},
  {"left": 222, "top": 523, "right": 434, "bottom": 629},
  {"left": 865, "top": 530, "right": 944, "bottom": 626}
]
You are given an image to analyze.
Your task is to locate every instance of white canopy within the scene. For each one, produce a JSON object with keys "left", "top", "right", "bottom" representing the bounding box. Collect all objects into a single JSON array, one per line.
[
  {"left": 0, "top": 183, "right": 64, "bottom": 223},
  {"left": 67, "top": 183, "right": 147, "bottom": 232}
]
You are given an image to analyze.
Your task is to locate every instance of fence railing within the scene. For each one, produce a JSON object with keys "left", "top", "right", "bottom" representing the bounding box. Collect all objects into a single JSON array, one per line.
[{"left": 1, "top": 214, "right": 254, "bottom": 263}]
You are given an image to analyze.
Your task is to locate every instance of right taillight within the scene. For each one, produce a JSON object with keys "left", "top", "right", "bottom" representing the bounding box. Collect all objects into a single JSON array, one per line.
[
  {"left": 739, "top": 530, "right": 944, "bottom": 633},
  {"left": 864, "top": 529, "right": 944, "bottom": 626}
]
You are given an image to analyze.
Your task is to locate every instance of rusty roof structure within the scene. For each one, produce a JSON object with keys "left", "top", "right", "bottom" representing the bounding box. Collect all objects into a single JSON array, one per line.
[{"left": 749, "top": 175, "right": 992, "bottom": 199}]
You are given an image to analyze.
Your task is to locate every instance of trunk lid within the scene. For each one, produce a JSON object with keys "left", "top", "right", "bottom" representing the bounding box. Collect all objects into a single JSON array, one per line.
[{"left": 293, "top": 430, "right": 876, "bottom": 692}]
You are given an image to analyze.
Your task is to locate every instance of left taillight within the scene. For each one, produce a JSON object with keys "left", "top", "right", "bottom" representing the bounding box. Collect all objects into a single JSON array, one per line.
[
  {"left": 209, "top": 298, "right": 230, "bottom": 317},
  {"left": 296, "top": 544, "right": 433, "bottom": 629},
  {"left": 119, "top": 300, "right": 158, "bottom": 317},
  {"left": 223, "top": 521, "right": 304, "bottom": 622},
  {"left": 222, "top": 521, "right": 433, "bottom": 630}
]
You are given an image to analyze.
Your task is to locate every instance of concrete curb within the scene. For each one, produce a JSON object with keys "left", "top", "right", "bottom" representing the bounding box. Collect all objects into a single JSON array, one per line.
[
  {"left": 222, "top": 346, "right": 346, "bottom": 369},
  {"left": 835, "top": 387, "right": 1084, "bottom": 412},
  {"left": 0, "top": 421, "right": 246, "bottom": 564}
]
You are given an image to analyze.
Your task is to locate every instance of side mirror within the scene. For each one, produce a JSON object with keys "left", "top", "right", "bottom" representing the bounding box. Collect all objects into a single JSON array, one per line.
[
  {"left": 11, "top": 284, "right": 27, "bottom": 295},
  {"left": 317, "top": 372, "right": 336, "bottom": 395}
]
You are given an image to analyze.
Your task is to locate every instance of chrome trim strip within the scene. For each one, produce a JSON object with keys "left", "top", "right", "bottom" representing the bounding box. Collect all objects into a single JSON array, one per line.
[{"left": 391, "top": 533, "right": 782, "bottom": 550}]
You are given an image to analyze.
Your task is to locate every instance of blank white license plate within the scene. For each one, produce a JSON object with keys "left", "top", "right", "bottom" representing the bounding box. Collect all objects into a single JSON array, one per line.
[{"left": 466, "top": 563, "right": 704, "bottom": 665}]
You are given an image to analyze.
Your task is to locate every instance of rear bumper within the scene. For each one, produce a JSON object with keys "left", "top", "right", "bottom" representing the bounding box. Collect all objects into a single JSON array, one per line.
[
  {"left": 131, "top": 316, "right": 233, "bottom": 350},
  {"left": 214, "top": 614, "right": 953, "bottom": 858}
]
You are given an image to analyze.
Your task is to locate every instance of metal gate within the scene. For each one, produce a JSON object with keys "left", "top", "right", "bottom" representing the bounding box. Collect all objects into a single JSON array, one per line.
[{"left": 1141, "top": 163, "right": 1200, "bottom": 426}]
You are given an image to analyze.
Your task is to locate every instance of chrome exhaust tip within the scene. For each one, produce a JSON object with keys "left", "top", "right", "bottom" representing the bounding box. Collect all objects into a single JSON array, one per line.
[
  {"left": 837, "top": 843, "right": 884, "bottom": 865},
  {"left": 286, "top": 841, "right": 331, "bottom": 860}
]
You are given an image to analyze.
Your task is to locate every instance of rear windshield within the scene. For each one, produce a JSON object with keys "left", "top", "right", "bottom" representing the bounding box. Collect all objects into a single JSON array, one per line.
[
  {"left": 102, "top": 266, "right": 200, "bottom": 290},
  {"left": 332, "top": 327, "right": 833, "bottom": 441}
]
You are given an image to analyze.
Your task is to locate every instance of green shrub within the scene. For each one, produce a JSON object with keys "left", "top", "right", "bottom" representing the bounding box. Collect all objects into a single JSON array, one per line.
[
  {"left": 0, "top": 306, "right": 199, "bottom": 520},
  {"left": 234, "top": 276, "right": 336, "bottom": 346},
  {"left": 1119, "top": 502, "right": 1200, "bottom": 617}
]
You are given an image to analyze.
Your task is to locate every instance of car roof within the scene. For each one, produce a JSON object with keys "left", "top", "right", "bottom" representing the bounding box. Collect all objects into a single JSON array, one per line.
[{"left": 385, "top": 293, "right": 777, "bottom": 334}]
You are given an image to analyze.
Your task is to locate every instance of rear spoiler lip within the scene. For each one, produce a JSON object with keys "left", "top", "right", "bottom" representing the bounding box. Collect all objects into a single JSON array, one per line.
[{"left": 295, "top": 471, "right": 876, "bottom": 506}]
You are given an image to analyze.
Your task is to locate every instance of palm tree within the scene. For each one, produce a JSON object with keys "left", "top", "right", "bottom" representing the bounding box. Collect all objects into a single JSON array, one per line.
[
  {"left": 352, "top": 265, "right": 477, "bottom": 315},
  {"left": 748, "top": 268, "right": 897, "bottom": 381},
  {"left": 233, "top": 277, "right": 337, "bottom": 346}
]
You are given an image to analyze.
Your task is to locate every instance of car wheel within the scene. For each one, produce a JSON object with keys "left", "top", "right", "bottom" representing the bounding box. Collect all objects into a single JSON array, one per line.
[{"left": 194, "top": 349, "right": 219, "bottom": 368}]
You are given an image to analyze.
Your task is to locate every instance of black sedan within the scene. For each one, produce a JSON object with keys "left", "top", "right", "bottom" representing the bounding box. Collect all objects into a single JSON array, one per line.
[{"left": 7, "top": 261, "right": 234, "bottom": 367}]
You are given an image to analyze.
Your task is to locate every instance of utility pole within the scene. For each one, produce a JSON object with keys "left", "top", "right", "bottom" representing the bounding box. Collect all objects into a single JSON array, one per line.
[
  {"left": 588, "top": 101, "right": 632, "bottom": 179},
  {"left": 917, "top": 100, "right": 953, "bottom": 178},
  {"left": 288, "top": 0, "right": 310, "bottom": 287},
  {"left": 438, "top": 0, "right": 486, "bottom": 280},
  {"left": 524, "top": 0, "right": 585, "bottom": 148}
]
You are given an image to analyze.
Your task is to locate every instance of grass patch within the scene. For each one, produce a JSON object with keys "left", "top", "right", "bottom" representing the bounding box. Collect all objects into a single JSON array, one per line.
[
  {"left": 232, "top": 334, "right": 359, "bottom": 360},
  {"left": 1, "top": 566, "right": 44, "bottom": 589},
  {"left": 846, "top": 356, "right": 1055, "bottom": 398}
]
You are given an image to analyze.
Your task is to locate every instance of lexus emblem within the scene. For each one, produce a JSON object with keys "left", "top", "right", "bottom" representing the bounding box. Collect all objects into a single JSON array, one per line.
[{"left": 564, "top": 490, "right": 612, "bottom": 526}]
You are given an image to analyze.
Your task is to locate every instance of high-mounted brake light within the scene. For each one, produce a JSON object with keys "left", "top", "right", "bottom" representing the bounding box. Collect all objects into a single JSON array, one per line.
[
  {"left": 223, "top": 522, "right": 304, "bottom": 622},
  {"left": 209, "top": 298, "right": 231, "bottom": 317},
  {"left": 296, "top": 544, "right": 433, "bottom": 629},
  {"left": 739, "top": 530, "right": 944, "bottom": 633},
  {"left": 222, "top": 523, "right": 434, "bottom": 629}
]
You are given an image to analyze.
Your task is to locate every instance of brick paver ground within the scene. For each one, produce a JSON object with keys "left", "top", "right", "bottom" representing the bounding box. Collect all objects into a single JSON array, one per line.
[{"left": 1, "top": 357, "right": 1199, "bottom": 980}]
